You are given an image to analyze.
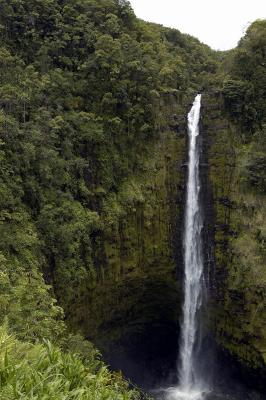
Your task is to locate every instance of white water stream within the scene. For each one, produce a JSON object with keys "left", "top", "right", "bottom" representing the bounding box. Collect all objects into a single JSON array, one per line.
[{"left": 166, "top": 94, "right": 207, "bottom": 400}]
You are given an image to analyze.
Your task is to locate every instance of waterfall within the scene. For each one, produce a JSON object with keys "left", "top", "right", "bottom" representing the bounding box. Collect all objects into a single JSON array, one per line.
[
  {"left": 166, "top": 94, "right": 207, "bottom": 400},
  {"left": 179, "top": 94, "right": 203, "bottom": 389}
]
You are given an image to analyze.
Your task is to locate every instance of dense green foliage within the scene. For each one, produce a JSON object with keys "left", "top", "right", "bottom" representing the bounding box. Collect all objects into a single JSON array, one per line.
[
  {"left": 0, "top": 324, "right": 145, "bottom": 399},
  {"left": 0, "top": 0, "right": 217, "bottom": 330},
  {"left": 222, "top": 20, "right": 266, "bottom": 137},
  {"left": 0, "top": 0, "right": 219, "bottom": 396}
]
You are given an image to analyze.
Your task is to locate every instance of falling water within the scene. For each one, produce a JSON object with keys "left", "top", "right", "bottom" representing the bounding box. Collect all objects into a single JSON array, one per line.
[
  {"left": 180, "top": 94, "right": 204, "bottom": 390},
  {"left": 166, "top": 94, "right": 207, "bottom": 400}
]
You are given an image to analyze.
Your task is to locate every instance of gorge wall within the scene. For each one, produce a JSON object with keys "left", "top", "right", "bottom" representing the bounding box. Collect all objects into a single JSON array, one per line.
[
  {"left": 64, "top": 85, "right": 266, "bottom": 391},
  {"left": 64, "top": 92, "right": 189, "bottom": 385},
  {"left": 201, "top": 91, "right": 266, "bottom": 389}
]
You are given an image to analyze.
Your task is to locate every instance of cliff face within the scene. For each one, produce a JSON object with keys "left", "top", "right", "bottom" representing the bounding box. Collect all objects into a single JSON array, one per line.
[
  {"left": 202, "top": 91, "right": 266, "bottom": 383},
  {"left": 60, "top": 92, "right": 189, "bottom": 384},
  {"left": 65, "top": 87, "right": 266, "bottom": 387}
]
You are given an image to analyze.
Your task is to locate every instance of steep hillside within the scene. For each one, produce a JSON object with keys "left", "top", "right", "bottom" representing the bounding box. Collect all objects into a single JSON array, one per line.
[
  {"left": 202, "top": 20, "right": 266, "bottom": 386},
  {"left": 0, "top": 0, "right": 219, "bottom": 393}
]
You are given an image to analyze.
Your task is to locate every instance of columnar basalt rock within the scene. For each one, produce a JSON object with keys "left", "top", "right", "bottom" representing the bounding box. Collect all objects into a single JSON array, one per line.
[
  {"left": 201, "top": 91, "right": 266, "bottom": 389},
  {"left": 64, "top": 92, "right": 190, "bottom": 385}
]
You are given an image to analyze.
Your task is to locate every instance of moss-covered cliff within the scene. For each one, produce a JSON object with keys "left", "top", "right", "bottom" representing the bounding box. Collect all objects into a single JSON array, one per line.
[
  {"left": 68, "top": 92, "right": 189, "bottom": 383},
  {"left": 198, "top": 21, "right": 266, "bottom": 387},
  {"left": 202, "top": 89, "right": 266, "bottom": 384}
]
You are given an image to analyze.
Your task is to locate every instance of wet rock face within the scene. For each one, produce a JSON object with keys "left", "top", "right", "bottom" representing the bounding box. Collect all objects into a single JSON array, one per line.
[
  {"left": 81, "top": 269, "right": 182, "bottom": 386},
  {"left": 201, "top": 92, "right": 266, "bottom": 392},
  {"left": 62, "top": 94, "right": 189, "bottom": 384},
  {"left": 60, "top": 90, "right": 266, "bottom": 394},
  {"left": 105, "top": 314, "right": 180, "bottom": 388}
]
